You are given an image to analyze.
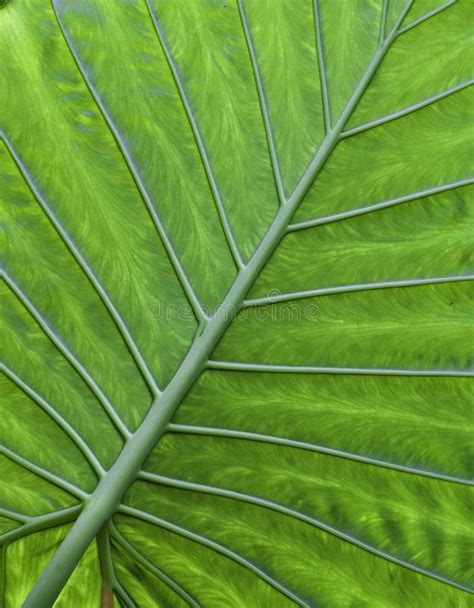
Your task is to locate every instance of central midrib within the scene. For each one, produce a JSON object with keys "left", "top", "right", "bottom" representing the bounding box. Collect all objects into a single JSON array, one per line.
[{"left": 23, "top": 4, "right": 411, "bottom": 604}]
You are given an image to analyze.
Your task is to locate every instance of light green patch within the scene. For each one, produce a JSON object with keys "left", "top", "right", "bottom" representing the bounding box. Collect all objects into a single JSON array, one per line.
[
  {"left": 1, "top": 282, "right": 123, "bottom": 470},
  {"left": 115, "top": 515, "right": 296, "bottom": 607},
  {"left": 251, "top": 184, "right": 474, "bottom": 297},
  {"left": 296, "top": 85, "right": 473, "bottom": 221},
  {"left": 3, "top": 527, "right": 100, "bottom": 608},
  {"left": 0, "top": 373, "right": 95, "bottom": 492},
  {"left": 244, "top": 0, "right": 325, "bottom": 193},
  {"left": 348, "top": 0, "right": 474, "bottom": 128},
  {"left": 149, "top": 0, "right": 280, "bottom": 259},
  {"left": 55, "top": 0, "right": 237, "bottom": 311},
  {"left": 319, "top": 0, "right": 382, "bottom": 121},
  {"left": 0, "top": 0, "right": 197, "bottom": 388},
  {"left": 123, "top": 485, "right": 473, "bottom": 607},
  {"left": 174, "top": 371, "right": 474, "bottom": 480},
  {"left": 112, "top": 541, "right": 189, "bottom": 608}
]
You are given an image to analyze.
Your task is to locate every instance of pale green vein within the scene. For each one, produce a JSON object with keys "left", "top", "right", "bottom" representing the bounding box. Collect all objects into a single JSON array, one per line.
[
  {"left": 3, "top": 272, "right": 130, "bottom": 440},
  {"left": 110, "top": 524, "right": 200, "bottom": 608},
  {"left": 96, "top": 536, "right": 136, "bottom": 608},
  {"left": 0, "top": 446, "right": 88, "bottom": 500},
  {"left": 237, "top": 0, "right": 287, "bottom": 205},
  {"left": 97, "top": 525, "right": 133, "bottom": 607},
  {"left": 397, "top": 0, "right": 457, "bottom": 35},
  {"left": 0, "top": 132, "right": 161, "bottom": 399},
  {"left": 340, "top": 80, "right": 473, "bottom": 139},
  {"left": 284, "top": 0, "right": 413, "bottom": 208},
  {"left": 287, "top": 178, "right": 474, "bottom": 231},
  {"left": 0, "top": 509, "right": 27, "bottom": 524},
  {"left": 97, "top": 526, "right": 115, "bottom": 597},
  {"left": 138, "top": 473, "right": 473, "bottom": 593},
  {"left": 51, "top": 1, "right": 208, "bottom": 324},
  {"left": 168, "top": 424, "right": 473, "bottom": 486},
  {"left": 114, "top": 582, "right": 136, "bottom": 608},
  {"left": 244, "top": 275, "right": 474, "bottom": 307},
  {"left": 145, "top": 0, "right": 245, "bottom": 271},
  {"left": 118, "top": 506, "right": 311, "bottom": 607},
  {"left": 2, "top": 366, "right": 104, "bottom": 477},
  {"left": 0, "top": 506, "right": 82, "bottom": 547},
  {"left": 207, "top": 361, "right": 474, "bottom": 377},
  {"left": 313, "top": 0, "right": 332, "bottom": 131},
  {"left": 380, "top": 0, "right": 389, "bottom": 43}
]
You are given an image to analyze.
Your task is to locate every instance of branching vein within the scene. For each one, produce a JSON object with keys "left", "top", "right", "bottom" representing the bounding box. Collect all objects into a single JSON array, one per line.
[
  {"left": 167, "top": 424, "right": 473, "bottom": 487},
  {"left": 207, "top": 361, "right": 474, "bottom": 377},
  {"left": 379, "top": 0, "right": 389, "bottom": 44},
  {"left": 313, "top": 0, "right": 332, "bottom": 131},
  {"left": 3, "top": 272, "right": 130, "bottom": 439},
  {"left": 0, "top": 509, "right": 27, "bottom": 524},
  {"left": 0, "top": 132, "right": 161, "bottom": 399},
  {"left": 284, "top": 1, "right": 413, "bottom": 208},
  {"left": 2, "top": 366, "right": 104, "bottom": 477},
  {"left": 244, "top": 275, "right": 474, "bottom": 307},
  {"left": 397, "top": 0, "right": 457, "bottom": 35},
  {"left": 340, "top": 80, "right": 472, "bottom": 139},
  {"left": 118, "top": 506, "right": 311, "bottom": 607},
  {"left": 237, "top": 0, "right": 287, "bottom": 205},
  {"left": 145, "top": 0, "right": 244, "bottom": 271},
  {"left": 138, "top": 473, "right": 473, "bottom": 593},
  {"left": 0, "top": 446, "right": 88, "bottom": 500},
  {"left": 24, "top": 2, "right": 466, "bottom": 604},
  {"left": 113, "top": 582, "right": 136, "bottom": 608},
  {"left": 0, "top": 506, "right": 82, "bottom": 547},
  {"left": 110, "top": 524, "right": 200, "bottom": 607},
  {"left": 97, "top": 525, "right": 136, "bottom": 608},
  {"left": 287, "top": 178, "right": 474, "bottom": 231},
  {"left": 51, "top": 0, "right": 208, "bottom": 325}
]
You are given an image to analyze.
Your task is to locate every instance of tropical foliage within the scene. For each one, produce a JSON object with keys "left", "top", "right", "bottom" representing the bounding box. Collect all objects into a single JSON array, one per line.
[{"left": 1, "top": 0, "right": 473, "bottom": 606}]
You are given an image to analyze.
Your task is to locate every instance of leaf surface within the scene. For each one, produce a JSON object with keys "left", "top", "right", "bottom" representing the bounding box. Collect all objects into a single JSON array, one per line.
[{"left": 1, "top": 0, "right": 473, "bottom": 606}]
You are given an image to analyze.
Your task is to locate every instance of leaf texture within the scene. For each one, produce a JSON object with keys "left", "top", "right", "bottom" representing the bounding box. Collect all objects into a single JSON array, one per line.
[{"left": 1, "top": 0, "right": 473, "bottom": 606}]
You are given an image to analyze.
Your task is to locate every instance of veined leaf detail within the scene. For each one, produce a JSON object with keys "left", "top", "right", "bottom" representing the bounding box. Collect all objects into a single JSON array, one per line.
[{"left": 1, "top": 0, "right": 472, "bottom": 606}]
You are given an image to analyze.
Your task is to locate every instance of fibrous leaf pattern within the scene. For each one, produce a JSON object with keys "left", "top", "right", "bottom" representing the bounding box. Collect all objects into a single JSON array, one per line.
[{"left": 1, "top": 0, "right": 473, "bottom": 606}]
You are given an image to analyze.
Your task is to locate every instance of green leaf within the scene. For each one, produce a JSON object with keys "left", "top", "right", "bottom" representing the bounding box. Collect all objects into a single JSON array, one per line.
[{"left": 1, "top": 0, "right": 473, "bottom": 606}]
